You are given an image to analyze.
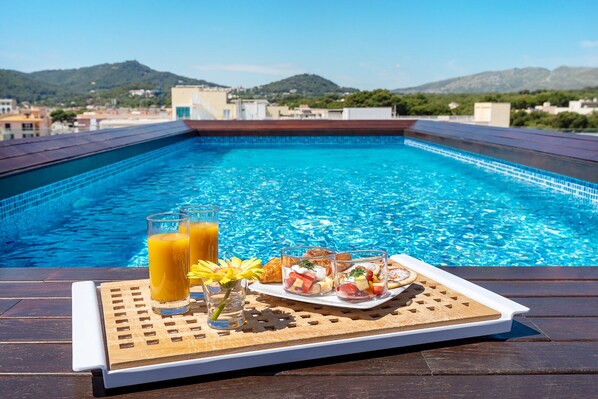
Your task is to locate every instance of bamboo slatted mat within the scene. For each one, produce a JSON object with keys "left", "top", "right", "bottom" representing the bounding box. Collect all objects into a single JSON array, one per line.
[{"left": 99, "top": 260, "right": 501, "bottom": 370}]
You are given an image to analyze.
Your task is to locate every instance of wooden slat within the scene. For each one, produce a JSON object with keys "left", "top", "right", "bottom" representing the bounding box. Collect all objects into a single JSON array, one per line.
[
  {"left": 0, "top": 268, "right": 59, "bottom": 281},
  {"left": 274, "top": 350, "right": 431, "bottom": 376},
  {"left": 0, "top": 343, "right": 74, "bottom": 373},
  {"left": 421, "top": 341, "right": 598, "bottom": 375},
  {"left": 0, "top": 319, "right": 71, "bottom": 341},
  {"left": 0, "top": 299, "right": 18, "bottom": 315},
  {"left": 488, "top": 319, "right": 549, "bottom": 342},
  {"left": 511, "top": 297, "right": 598, "bottom": 317},
  {"left": 1, "top": 299, "right": 71, "bottom": 318},
  {"left": 525, "top": 317, "right": 598, "bottom": 341},
  {"left": 46, "top": 267, "right": 148, "bottom": 282},
  {"left": 475, "top": 281, "right": 598, "bottom": 297},
  {"left": 1, "top": 375, "right": 597, "bottom": 399},
  {"left": 185, "top": 119, "right": 415, "bottom": 134},
  {"left": 0, "top": 282, "right": 72, "bottom": 298},
  {"left": 406, "top": 121, "right": 598, "bottom": 183},
  {"left": 440, "top": 266, "right": 598, "bottom": 281},
  {"left": 0, "top": 121, "right": 194, "bottom": 177}
]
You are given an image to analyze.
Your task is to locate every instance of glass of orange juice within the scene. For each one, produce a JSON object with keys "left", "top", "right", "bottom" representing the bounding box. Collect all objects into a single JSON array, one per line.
[
  {"left": 180, "top": 205, "right": 219, "bottom": 299},
  {"left": 146, "top": 212, "right": 190, "bottom": 315}
]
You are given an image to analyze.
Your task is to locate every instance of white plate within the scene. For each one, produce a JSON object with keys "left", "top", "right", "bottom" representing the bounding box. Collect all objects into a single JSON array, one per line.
[{"left": 249, "top": 282, "right": 411, "bottom": 310}]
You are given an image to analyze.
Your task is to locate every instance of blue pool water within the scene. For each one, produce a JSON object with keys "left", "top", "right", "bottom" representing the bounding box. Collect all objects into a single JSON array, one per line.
[{"left": 0, "top": 139, "right": 596, "bottom": 267}]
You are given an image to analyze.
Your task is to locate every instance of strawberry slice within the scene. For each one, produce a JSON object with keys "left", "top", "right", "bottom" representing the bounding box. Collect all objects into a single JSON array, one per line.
[
  {"left": 338, "top": 283, "right": 359, "bottom": 295},
  {"left": 372, "top": 283, "right": 386, "bottom": 296}
]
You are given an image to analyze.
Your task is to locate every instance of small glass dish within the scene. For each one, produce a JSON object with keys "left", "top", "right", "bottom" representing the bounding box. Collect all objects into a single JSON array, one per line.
[
  {"left": 335, "top": 250, "right": 388, "bottom": 302},
  {"left": 281, "top": 246, "right": 335, "bottom": 296}
]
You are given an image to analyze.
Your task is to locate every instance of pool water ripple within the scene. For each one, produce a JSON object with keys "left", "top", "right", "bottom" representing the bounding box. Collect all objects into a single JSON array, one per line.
[{"left": 0, "top": 142, "right": 597, "bottom": 267}]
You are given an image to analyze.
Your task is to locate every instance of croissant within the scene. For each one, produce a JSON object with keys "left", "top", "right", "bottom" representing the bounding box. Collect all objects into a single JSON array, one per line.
[{"left": 259, "top": 257, "right": 283, "bottom": 283}]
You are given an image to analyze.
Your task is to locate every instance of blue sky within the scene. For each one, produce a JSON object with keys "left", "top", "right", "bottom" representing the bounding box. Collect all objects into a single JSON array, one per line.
[{"left": 1, "top": 0, "right": 597, "bottom": 89}]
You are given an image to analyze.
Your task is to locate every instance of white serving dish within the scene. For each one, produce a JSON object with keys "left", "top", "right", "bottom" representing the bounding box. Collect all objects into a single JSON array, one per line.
[
  {"left": 72, "top": 254, "right": 529, "bottom": 389},
  {"left": 249, "top": 282, "right": 410, "bottom": 309}
]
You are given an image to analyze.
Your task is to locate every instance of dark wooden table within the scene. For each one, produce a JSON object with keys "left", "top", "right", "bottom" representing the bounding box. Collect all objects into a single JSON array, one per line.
[{"left": 1, "top": 267, "right": 597, "bottom": 398}]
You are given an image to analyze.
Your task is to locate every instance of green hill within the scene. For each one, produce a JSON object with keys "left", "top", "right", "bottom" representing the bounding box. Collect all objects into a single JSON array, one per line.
[
  {"left": 29, "top": 60, "right": 224, "bottom": 93},
  {"left": 248, "top": 74, "right": 358, "bottom": 97},
  {"left": 0, "top": 61, "right": 225, "bottom": 106},
  {"left": 395, "top": 66, "right": 598, "bottom": 93},
  {"left": 0, "top": 69, "right": 74, "bottom": 102}
]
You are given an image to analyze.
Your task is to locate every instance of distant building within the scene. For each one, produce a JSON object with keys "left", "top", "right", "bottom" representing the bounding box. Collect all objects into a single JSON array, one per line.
[
  {"left": 0, "top": 99, "right": 17, "bottom": 114},
  {"left": 171, "top": 86, "right": 280, "bottom": 120},
  {"left": 171, "top": 86, "right": 236, "bottom": 120},
  {"left": 535, "top": 99, "right": 598, "bottom": 115},
  {"left": 128, "top": 89, "right": 157, "bottom": 97},
  {"left": 75, "top": 108, "right": 170, "bottom": 131},
  {"left": 0, "top": 108, "right": 51, "bottom": 141},
  {"left": 342, "top": 107, "right": 392, "bottom": 120},
  {"left": 473, "top": 103, "right": 511, "bottom": 128},
  {"left": 394, "top": 102, "right": 511, "bottom": 127}
]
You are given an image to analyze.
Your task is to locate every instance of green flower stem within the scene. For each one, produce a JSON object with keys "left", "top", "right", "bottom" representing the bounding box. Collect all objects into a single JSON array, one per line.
[{"left": 210, "top": 285, "right": 233, "bottom": 321}]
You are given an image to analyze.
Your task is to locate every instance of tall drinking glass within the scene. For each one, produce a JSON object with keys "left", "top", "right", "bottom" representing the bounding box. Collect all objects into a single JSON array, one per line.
[
  {"left": 180, "top": 205, "right": 219, "bottom": 299},
  {"left": 146, "top": 212, "right": 190, "bottom": 315}
]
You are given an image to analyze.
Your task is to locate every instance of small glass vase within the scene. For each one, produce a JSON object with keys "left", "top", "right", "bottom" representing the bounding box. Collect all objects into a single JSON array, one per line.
[{"left": 202, "top": 279, "right": 246, "bottom": 329}]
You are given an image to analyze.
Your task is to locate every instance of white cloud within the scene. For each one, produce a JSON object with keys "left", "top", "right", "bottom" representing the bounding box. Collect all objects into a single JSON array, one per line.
[
  {"left": 580, "top": 40, "right": 598, "bottom": 48},
  {"left": 193, "top": 63, "right": 304, "bottom": 75},
  {"left": 395, "top": 64, "right": 401, "bottom": 69}
]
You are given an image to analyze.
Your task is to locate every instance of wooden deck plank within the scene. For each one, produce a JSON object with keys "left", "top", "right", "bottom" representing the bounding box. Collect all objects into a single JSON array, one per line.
[
  {"left": 275, "top": 350, "right": 431, "bottom": 376},
  {"left": 0, "top": 319, "right": 71, "bottom": 341},
  {"left": 46, "top": 267, "right": 148, "bottom": 282},
  {"left": 1, "top": 375, "right": 597, "bottom": 399},
  {"left": 422, "top": 341, "right": 598, "bottom": 375},
  {"left": 185, "top": 119, "right": 415, "bottom": 134},
  {"left": 440, "top": 266, "right": 598, "bottom": 281},
  {"left": 1, "top": 298, "right": 71, "bottom": 318},
  {"left": 475, "top": 280, "right": 598, "bottom": 297},
  {"left": 488, "top": 319, "right": 549, "bottom": 342},
  {"left": 510, "top": 297, "right": 598, "bottom": 317},
  {"left": 0, "top": 281, "right": 72, "bottom": 298},
  {"left": 0, "top": 343, "right": 74, "bottom": 373},
  {"left": 0, "top": 299, "right": 19, "bottom": 315},
  {"left": 525, "top": 317, "right": 598, "bottom": 341},
  {"left": 0, "top": 267, "right": 596, "bottom": 397},
  {"left": 405, "top": 121, "right": 598, "bottom": 183},
  {"left": 0, "top": 268, "right": 59, "bottom": 281}
]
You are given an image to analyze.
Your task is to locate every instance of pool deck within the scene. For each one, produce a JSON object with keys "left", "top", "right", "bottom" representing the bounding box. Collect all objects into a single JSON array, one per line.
[{"left": 1, "top": 266, "right": 597, "bottom": 398}]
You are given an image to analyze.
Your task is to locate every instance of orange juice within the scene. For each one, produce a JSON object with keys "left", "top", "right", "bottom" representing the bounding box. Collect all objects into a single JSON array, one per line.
[
  {"left": 148, "top": 233, "right": 190, "bottom": 302},
  {"left": 188, "top": 222, "right": 218, "bottom": 285}
]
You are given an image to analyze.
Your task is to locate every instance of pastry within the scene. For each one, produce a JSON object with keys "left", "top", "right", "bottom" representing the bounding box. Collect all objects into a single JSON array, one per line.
[
  {"left": 259, "top": 257, "right": 282, "bottom": 283},
  {"left": 387, "top": 265, "right": 417, "bottom": 288}
]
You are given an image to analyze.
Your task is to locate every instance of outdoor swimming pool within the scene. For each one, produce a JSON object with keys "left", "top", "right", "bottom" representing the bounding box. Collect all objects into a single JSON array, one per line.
[{"left": 0, "top": 137, "right": 596, "bottom": 267}]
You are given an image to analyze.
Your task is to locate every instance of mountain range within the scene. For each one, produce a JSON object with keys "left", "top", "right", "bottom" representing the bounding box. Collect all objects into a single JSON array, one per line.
[
  {"left": 394, "top": 66, "right": 598, "bottom": 93},
  {"left": 1, "top": 61, "right": 598, "bottom": 105}
]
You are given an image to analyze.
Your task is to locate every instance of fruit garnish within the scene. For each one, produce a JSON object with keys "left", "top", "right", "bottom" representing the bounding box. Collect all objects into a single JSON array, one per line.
[
  {"left": 298, "top": 260, "right": 316, "bottom": 271},
  {"left": 365, "top": 270, "right": 374, "bottom": 281},
  {"left": 348, "top": 267, "right": 366, "bottom": 278}
]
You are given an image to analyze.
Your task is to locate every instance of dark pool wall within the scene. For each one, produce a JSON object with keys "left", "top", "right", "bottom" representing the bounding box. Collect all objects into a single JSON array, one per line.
[
  {"left": 0, "top": 121, "right": 195, "bottom": 200},
  {"left": 405, "top": 121, "right": 598, "bottom": 184}
]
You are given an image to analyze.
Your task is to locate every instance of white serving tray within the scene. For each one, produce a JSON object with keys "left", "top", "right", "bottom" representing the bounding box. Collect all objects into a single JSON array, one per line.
[
  {"left": 72, "top": 254, "right": 529, "bottom": 388},
  {"left": 249, "top": 282, "right": 411, "bottom": 309}
]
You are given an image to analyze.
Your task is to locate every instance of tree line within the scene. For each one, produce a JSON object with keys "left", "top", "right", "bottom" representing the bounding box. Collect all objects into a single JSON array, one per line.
[{"left": 273, "top": 88, "right": 598, "bottom": 130}]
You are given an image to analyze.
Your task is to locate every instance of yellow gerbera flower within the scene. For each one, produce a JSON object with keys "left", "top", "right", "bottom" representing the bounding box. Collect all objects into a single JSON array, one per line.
[
  {"left": 188, "top": 257, "right": 263, "bottom": 286},
  {"left": 188, "top": 257, "right": 263, "bottom": 322}
]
